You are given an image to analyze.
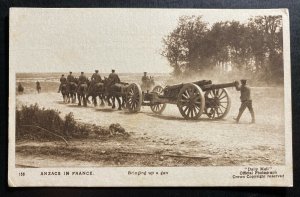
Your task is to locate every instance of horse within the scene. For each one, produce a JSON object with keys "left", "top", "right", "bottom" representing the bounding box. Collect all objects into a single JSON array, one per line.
[
  {"left": 67, "top": 82, "right": 77, "bottom": 103},
  {"left": 86, "top": 81, "right": 106, "bottom": 107},
  {"left": 61, "top": 83, "right": 69, "bottom": 103},
  {"left": 104, "top": 78, "right": 128, "bottom": 110},
  {"left": 77, "top": 83, "right": 88, "bottom": 107}
]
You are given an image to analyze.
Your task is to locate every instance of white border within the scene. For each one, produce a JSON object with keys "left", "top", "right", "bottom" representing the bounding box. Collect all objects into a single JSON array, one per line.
[{"left": 8, "top": 8, "right": 293, "bottom": 187}]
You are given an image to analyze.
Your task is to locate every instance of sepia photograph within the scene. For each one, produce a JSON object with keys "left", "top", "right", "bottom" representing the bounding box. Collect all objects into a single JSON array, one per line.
[{"left": 8, "top": 8, "right": 292, "bottom": 186}]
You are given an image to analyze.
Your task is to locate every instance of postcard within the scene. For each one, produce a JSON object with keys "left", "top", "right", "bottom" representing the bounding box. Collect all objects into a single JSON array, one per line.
[{"left": 8, "top": 8, "right": 292, "bottom": 186}]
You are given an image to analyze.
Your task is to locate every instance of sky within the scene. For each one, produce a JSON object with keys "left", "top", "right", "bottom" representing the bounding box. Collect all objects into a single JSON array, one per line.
[{"left": 9, "top": 8, "right": 285, "bottom": 73}]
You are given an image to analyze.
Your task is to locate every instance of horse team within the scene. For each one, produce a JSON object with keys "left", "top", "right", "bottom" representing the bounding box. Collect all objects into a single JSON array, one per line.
[{"left": 59, "top": 71, "right": 155, "bottom": 110}]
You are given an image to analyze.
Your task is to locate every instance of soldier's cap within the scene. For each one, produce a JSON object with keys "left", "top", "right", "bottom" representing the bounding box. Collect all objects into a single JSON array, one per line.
[
  {"left": 144, "top": 72, "right": 147, "bottom": 74},
  {"left": 112, "top": 69, "right": 115, "bottom": 72},
  {"left": 69, "top": 71, "right": 72, "bottom": 74},
  {"left": 81, "top": 72, "right": 84, "bottom": 74},
  {"left": 95, "top": 70, "right": 99, "bottom": 72},
  {"left": 240, "top": 79, "right": 247, "bottom": 83},
  {"left": 62, "top": 74, "right": 64, "bottom": 76}
]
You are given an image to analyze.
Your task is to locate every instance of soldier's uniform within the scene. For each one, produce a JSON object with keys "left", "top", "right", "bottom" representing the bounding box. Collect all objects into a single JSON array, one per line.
[
  {"left": 91, "top": 72, "right": 102, "bottom": 83},
  {"left": 142, "top": 75, "right": 149, "bottom": 84},
  {"left": 88, "top": 71, "right": 102, "bottom": 92},
  {"left": 235, "top": 80, "right": 255, "bottom": 123},
  {"left": 108, "top": 71, "right": 121, "bottom": 85},
  {"left": 78, "top": 73, "right": 87, "bottom": 85},
  {"left": 58, "top": 75, "right": 67, "bottom": 92},
  {"left": 67, "top": 73, "right": 75, "bottom": 83}
]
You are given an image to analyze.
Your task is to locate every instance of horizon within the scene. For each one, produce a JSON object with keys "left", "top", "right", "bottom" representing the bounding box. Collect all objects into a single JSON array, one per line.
[{"left": 10, "top": 8, "right": 284, "bottom": 73}]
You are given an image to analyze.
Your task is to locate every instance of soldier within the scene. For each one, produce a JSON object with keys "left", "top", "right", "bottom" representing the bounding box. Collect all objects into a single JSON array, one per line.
[
  {"left": 17, "top": 83, "right": 24, "bottom": 94},
  {"left": 88, "top": 69, "right": 102, "bottom": 92},
  {"left": 67, "top": 71, "right": 75, "bottom": 83},
  {"left": 36, "top": 81, "right": 41, "bottom": 93},
  {"left": 108, "top": 69, "right": 120, "bottom": 85},
  {"left": 78, "top": 72, "right": 87, "bottom": 85},
  {"left": 57, "top": 74, "right": 67, "bottom": 93},
  {"left": 234, "top": 79, "right": 255, "bottom": 123},
  {"left": 141, "top": 72, "right": 149, "bottom": 84},
  {"left": 91, "top": 70, "right": 102, "bottom": 83}
]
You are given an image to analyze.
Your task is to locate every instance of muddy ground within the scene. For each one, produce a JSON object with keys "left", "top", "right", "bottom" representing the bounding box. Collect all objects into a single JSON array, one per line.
[{"left": 15, "top": 87, "right": 285, "bottom": 167}]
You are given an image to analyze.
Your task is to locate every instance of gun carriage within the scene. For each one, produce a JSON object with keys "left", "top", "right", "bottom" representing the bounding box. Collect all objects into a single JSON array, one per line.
[{"left": 125, "top": 80, "right": 237, "bottom": 120}]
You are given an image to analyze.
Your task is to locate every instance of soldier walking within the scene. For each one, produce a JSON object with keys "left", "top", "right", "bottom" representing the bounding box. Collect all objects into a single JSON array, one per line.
[
  {"left": 36, "top": 81, "right": 41, "bottom": 93},
  {"left": 234, "top": 79, "right": 255, "bottom": 123}
]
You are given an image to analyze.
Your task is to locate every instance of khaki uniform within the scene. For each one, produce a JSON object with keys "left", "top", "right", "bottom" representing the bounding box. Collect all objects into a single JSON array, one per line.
[
  {"left": 67, "top": 74, "right": 75, "bottom": 83},
  {"left": 60, "top": 76, "right": 67, "bottom": 84},
  {"left": 142, "top": 75, "right": 149, "bottom": 83},
  {"left": 58, "top": 76, "right": 67, "bottom": 92},
  {"left": 109, "top": 73, "right": 121, "bottom": 84},
  {"left": 235, "top": 85, "right": 255, "bottom": 122},
  {"left": 91, "top": 73, "right": 102, "bottom": 83},
  {"left": 88, "top": 73, "right": 102, "bottom": 91},
  {"left": 78, "top": 75, "right": 87, "bottom": 85}
]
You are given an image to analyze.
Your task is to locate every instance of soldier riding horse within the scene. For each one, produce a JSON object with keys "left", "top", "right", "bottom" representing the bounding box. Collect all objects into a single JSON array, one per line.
[
  {"left": 104, "top": 78, "right": 128, "bottom": 110},
  {"left": 77, "top": 72, "right": 89, "bottom": 107},
  {"left": 104, "top": 70, "right": 128, "bottom": 110}
]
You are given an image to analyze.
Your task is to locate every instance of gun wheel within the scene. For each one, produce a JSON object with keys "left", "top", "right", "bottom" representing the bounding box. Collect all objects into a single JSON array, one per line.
[
  {"left": 126, "top": 83, "right": 142, "bottom": 113},
  {"left": 177, "top": 83, "right": 205, "bottom": 120},
  {"left": 204, "top": 88, "right": 231, "bottom": 119},
  {"left": 150, "top": 85, "right": 166, "bottom": 114}
]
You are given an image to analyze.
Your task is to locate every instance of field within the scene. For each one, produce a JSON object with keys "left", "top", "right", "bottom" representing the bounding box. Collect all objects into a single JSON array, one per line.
[{"left": 15, "top": 73, "right": 285, "bottom": 167}]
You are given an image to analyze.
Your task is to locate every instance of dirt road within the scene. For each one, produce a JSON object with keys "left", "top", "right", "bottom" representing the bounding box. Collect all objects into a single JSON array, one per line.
[{"left": 16, "top": 87, "right": 285, "bottom": 166}]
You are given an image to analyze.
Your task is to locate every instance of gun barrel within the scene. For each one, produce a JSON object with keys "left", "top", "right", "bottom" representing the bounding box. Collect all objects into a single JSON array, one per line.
[
  {"left": 192, "top": 80, "right": 212, "bottom": 87},
  {"left": 202, "top": 82, "right": 236, "bottom": 91}
]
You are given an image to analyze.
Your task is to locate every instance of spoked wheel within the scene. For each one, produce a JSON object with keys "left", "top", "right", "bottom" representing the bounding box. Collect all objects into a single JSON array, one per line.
[
  {"left": 204, "top": 88, "right": 231, "bottom": 119},
  {"left": 150, "top": 85, "right": 166, "bottom": 114},
  {"left": 126, "top": 83, "right": 143, "bottom": 113},
  {"left": 177, "top": 83, "right": 205, "bottom": 120}
]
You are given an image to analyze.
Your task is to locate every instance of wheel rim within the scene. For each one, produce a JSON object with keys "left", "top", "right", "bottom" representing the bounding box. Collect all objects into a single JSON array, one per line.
[
  {"left": 150, "top": 85, "right": 166, "bottom": 114},
  {"left": 204, "top": 88, "right": 231, "bottom": 119},
  {"left": 126, "top": 83, "right": 142, "bottom": 112},
  {"left": 177, "top": 83, "right": 205, "bottom": 120}
]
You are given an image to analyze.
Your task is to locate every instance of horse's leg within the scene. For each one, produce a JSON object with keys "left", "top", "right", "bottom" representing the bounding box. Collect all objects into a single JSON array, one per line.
[
  {"left": 72, "top": 92, "right": 76, "bottom": 103},
  {"left": 117, "top": 96, "right": 122, "bottom": 110},
  {"left": 111, "top": 95, "right": 116, "bottom": 109},
  {"left": 93, "top": 95, "right": 97, "bottom": 107},
  {"left": 78, "top": 94, "right": 81, "bottom": 106},
  {"left": 83, "top": 94, "right": 87, "bottom": 107},
  {"left": 122, "top": 96, "right": 126, "bottom": 108},
  {"left": 107, "top": 95, "right": 112, "bottom": 106},
  {"left": 100, "top": 93, "right": 105, "bottom": 107}
]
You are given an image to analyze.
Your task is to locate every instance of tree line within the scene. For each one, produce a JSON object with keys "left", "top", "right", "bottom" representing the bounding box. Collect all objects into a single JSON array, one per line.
[{"left": 161, "top": 15, "right": 283, "bottom": 84}]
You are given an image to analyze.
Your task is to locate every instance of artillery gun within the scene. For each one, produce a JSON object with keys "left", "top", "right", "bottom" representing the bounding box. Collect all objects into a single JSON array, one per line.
[{"left": 125, "top": 80, "right": 237, "bottom": 120}]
